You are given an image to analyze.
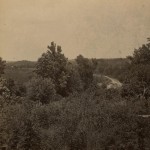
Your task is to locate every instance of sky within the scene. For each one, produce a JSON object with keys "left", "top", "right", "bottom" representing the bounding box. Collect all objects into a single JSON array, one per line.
[{"left": 0, "top": 0, "right": 150, "bottom": 61}]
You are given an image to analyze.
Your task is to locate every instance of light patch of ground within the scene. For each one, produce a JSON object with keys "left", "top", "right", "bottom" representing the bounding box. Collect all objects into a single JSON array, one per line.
[{"left": 93, "top": 74, "right": 122, "bottom": 89}]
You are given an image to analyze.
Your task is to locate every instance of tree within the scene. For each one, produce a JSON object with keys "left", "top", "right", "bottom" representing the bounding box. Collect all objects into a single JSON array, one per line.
[
  {"left": 76, "top": 55, "right": 97, "bottom": 89},
  {"left": 127, "top": 39, "right": 150, "bottom": 65},
  {"left": 0, "top": 57, "right": 6, "bottom": 76},
  {"left": 65, "top": 62, "right": 84, "bottom": 94},
  {"left": 122, "top": 38, "right": 150, "bottom": 113},
  {"left": 35, "top": 42, "right": 69, "bottom": 96}
]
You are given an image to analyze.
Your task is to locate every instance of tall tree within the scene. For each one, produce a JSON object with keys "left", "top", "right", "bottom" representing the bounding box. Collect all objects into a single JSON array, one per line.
[
  {"left": 76, "top": 55, "right": 97, "bottom": 89},
  {"left": 35, "top": 42, "right": 69, "bottom": 96},
  {"left": 122, "top": 38, "right": 150, "bottom": 113}
]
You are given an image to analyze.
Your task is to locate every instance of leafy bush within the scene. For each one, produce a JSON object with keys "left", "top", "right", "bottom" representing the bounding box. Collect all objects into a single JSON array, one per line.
[{"left": 26, "top": 77, "right": 56, "bottom": 104}]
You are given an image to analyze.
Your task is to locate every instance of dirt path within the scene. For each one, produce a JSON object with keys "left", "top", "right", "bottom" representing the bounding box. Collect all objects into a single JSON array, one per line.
[
  {"left": 104, "top": 76, "right": 122, "bottom": 87},
  {"left": 93, "top": 74, "right": 122, "bottom": 89}
]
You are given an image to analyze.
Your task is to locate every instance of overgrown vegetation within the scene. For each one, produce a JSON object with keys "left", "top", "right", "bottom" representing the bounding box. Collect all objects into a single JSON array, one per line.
[{"left": 0, "top": 39, "right": 150, "bottom": 150}]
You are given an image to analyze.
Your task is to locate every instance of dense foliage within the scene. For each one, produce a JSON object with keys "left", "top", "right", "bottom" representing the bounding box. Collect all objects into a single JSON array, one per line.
[
  {"left": 26, "top": 77, "right": 56, "bottom": 104},
  {"left": 0, "top": 40, "right": 150, "bottom": 150},
  {"left": 0, "top": 57, "right": 6, "bottom": 76},
  {"left": 122, "top": 40, "right": 150, "bottom": 114}
]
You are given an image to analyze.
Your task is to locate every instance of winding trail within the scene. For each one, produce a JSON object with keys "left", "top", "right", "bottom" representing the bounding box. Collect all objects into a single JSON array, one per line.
[
  {"left": 93, "top": 74, "right": 122, "bottom": 89},
  {"left": 104, "top": 76, "right": 122, "bottom": 87}
]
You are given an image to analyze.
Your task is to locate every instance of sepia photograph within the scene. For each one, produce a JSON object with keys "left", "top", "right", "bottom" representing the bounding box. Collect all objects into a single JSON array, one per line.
[{"left": 0, "top": 0, "right": 150, "bottom": 149}]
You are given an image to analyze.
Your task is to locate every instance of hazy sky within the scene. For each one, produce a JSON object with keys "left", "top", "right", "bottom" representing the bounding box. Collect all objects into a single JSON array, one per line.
[{"left": 0, "top": 0, "right": 150, "bottom": 61}]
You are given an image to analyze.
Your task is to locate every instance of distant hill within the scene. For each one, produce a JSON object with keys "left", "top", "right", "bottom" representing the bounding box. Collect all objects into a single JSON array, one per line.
[
  {"left": 96, "top": 58, "right": 128, "bottom": 67},
  {"left": 6, "top": 60, "right": 36, "bottom": 69},
  {"left": 4, "top": 61, "right": 36, "bottom": 84},
  {"left": 95, "top": 58, "right": 129, "bottom": 82},
  {"left": 4, "top": 58, "right": 129, "bottom": 84}
]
